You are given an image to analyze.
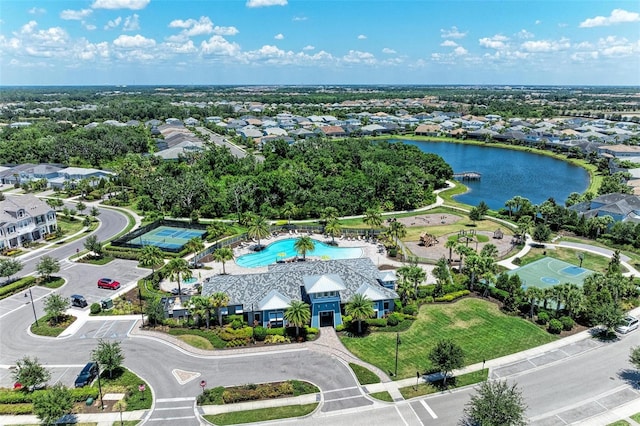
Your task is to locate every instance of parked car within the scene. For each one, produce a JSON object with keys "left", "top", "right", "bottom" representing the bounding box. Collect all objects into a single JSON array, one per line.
[
  {"left": 616, "top": 316, "right": 639, "bottom": 334},
  {"left": 189, "top": 261, "right": 204, "bottom": 269},
  {"left": 74, "top": 362, "right": 98, "bottom": 388},
  {"left": 70, "top": 294, "right": 88, "bottom": 308},
  {"left": 97, "top": 278, "right": 120, "bottom": 290}
]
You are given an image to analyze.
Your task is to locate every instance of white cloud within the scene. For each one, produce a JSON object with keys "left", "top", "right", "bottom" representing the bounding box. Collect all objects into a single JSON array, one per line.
[
  {"left": 517, "top": 30, "right": 534, "bottom": 39},
  {"left": 104, "top": 17, "right": 122, "bottom": 30},
  {"left": 162, "top": 40, "right": 197, "bottom": 54},
  {"left": 60, "top": 9, "right": 93, "bottom": 20},
  {"left": 479, "top": 35, "right": 509, "bottom": 50},
  {"left": 214, "top": 26, "right": 239, "bottom": 36},
  {"left": 580, "top": 8, "right": 640, "bottom": 28},
  {"left": 292, "top": 16, "right": 307, "bottom": 21},
  {"left": 168, "top": 16, "right": 238, "bottom": 38},
  {"left": 303, "top": 45, "right": 314, "bottom": 51},
  {"left": 357, "top": 34, "right": 367, "bottom": 40},
  {"left": 246, "top": 0, "right": 287, "bottom": 7},
  {"left": 342, "top": 50, "right": 375, "bottom": 64},
  {"left": 28, "top": 7, "right": 46, "bottom": 15},
  {"left": 123, "top": 14, "right": 140, "bottom": 31},
  {"left": 535, "top": 20, "right": 542, "bottom": 25},
  {"left": 201, "top": 35, "right": 241, "bottom": 56},
  {"left": 596, "top": 36, "right": 638, "bottom": 58},
  {"left": 10, "top": 21, "right": 70, "bottom": 58},
  {"left": 92, "top": 0, "right": 150, "bottom": 10},
  {"left": 453, "top": 46, "right": 468, "bottom": 56},
  {"left": 84, "top": 24, "right": 97, "bottom": 31},
  {"left": 113, "top": 34, "right": 155, "bottom": 49},
  {"left": 440, "top": 40, "right": 458, "bottom": 47},
  {"left": 520, "top": 38, "right": 570, "bottom": 53},
  {"left": 274, "top": 33, "right": 284, "bottom": 40},
  {"left": 382, "top": 47, "right": 396, "bottom": 54},
  {"left": 440, "top": 26, "right": 467, "bottom": 39}
]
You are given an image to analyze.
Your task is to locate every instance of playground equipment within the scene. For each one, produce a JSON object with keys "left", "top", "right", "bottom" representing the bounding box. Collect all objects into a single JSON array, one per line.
[{"left": 419, "top": 233, "right": 439, "bottom": 247}]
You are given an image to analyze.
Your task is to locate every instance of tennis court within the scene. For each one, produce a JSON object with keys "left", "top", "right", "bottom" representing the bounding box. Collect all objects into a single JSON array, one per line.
[
  {"left": 125, "top": 225, "right": 206, "bottom": 250},
  {"left": 507, "top": 257, "right": 594, "bottom": 289}
]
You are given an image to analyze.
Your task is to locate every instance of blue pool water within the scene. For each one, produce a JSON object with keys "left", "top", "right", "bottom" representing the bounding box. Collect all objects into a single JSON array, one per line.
[
  {"left": 183, "top": 277, "right": 198, "bottom": 284},
  {"left": 236, "top": 239, "right": 363, "bottom": 268}
]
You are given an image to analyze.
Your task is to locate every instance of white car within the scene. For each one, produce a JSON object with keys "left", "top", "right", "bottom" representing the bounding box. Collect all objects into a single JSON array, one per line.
[{"left": 616, "top": 316, "right": 639, "bottom": 334}]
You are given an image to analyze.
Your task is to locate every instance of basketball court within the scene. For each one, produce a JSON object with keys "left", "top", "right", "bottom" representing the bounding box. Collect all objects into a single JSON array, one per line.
[{"left": 507, "top": 257, "right": 594, "bottom": 289}]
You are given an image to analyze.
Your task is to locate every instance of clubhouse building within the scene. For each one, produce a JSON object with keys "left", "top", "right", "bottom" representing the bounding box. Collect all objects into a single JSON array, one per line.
[{"left": 201, "top": 257, "right": 398, "bottom": 328}]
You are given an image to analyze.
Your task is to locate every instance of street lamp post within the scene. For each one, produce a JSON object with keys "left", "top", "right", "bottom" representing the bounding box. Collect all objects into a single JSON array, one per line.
[
  {"left": 25, "top": 289, "right": 38, "bottom": 326},
  {"left": 138, "top": 286, "right": 144, "bottom": 327},
  {"left": 96, "top": 362, "right": 104, "bottom": 410},
  {"left": 394, "top": 332, "right": 401, "bottom": 377}
]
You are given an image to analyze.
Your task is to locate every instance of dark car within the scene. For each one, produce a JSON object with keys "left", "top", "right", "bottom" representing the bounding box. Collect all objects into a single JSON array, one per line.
[
  {"left": 97, "top": 278, "right": 121, "bottom": 290},
  {"left": 70, "top": 294, "right": 88, "bottom": 308},
  {"left": 189, "top": 261, "right": 204, "bottom": 269},
  {"left": 74, "top": 362, "right": 98, "bottom": 388}
]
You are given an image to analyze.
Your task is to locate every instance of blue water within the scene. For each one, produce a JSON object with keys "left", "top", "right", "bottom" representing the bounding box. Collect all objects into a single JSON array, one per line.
[
  {"left": 236, "top": 238, "right": 363, "bottom": 268},
  {"left": 183, "top": 277, "right": 198, "bottom": 284},
  {"left": 399, "top": 140, "right": 590, "bottom": 210}
]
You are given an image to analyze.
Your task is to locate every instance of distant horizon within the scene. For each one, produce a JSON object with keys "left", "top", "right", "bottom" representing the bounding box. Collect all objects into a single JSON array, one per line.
[
  {"left": 1, "top": 84, "right": 639, "bottom": 89},
  {"left": 1, "top": 0, "right": 638, "bottom": 86}
]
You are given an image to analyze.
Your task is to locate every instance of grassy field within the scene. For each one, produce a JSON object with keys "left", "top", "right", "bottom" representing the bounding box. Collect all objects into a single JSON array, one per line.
[
  {"left": 519, "top": 246, "right": 614, "bottom": 274},
  {"left": 369, "top": 391, "right": 393, "bottom": 402},
  {"left": 348, "top": 363, "right": 381, "bottom": 385},
  {"left": 30, "top": 313, "right": 76, "bottom": 337},
  {"left": 341, "top": 298, "right": 556, "bottom": 379},
  {"left": 177, "top": 334, "right": 214, "bottom": 350},
  {"left": 398, "top": 369, "right": 488, "bottom": 399},
  {"left": 203, "top": 404, "right": 318, "bottom": 425}
]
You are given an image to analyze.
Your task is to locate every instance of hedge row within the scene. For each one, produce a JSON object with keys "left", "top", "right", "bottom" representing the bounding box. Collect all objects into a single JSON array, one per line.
[
  {"left": 434, "top": 290, "right": 471, "bottom": 302},
  {"left": 0, "top": 386, "right": 98, "bottom": 404},
  {"left": 0, "top": 277, "right": 36, "bottom": 300},
  {"left": 0, "top": 402, "right": 33, "bottom": 415},
  {"left": 222, "top": 382, "right": 295, "bottom": 404}
]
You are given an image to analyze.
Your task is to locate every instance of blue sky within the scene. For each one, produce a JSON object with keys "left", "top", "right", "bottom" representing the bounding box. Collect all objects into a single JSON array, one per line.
[{"left": 1, "top": 0, "right": 639, "bottom": 86}]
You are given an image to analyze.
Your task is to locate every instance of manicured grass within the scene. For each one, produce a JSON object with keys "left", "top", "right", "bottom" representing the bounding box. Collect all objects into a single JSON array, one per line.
[
  {"left": 631, "top": 412, "right": 640, "bottom": 422},
  {"left": 177, "top": 334, "right": 214, "bottom": 350},
  {"left": 369, "top": 391, "right": 393, "bottom": 402},
  {"left": 607, "top": 421, "right": 630, "bottom": 426},
  {"left": 341, "top": 298, "right": 556, "bottom": 379},
  {"left": 348, "top": 363, "right": 381, "bottom": 385},
  {"left": 203, "top": 403, "right": 318, "bottom": 425},
  {"left": 519, "top": 246, "right": 614, "bottom": 273},
  {"left": 398, "top": 369, "right": 489, "bottom": 399},
  {"left": 30, "top": 313, "right": 76, "bottom": 337},
  {"left": 37, "top": 276, "right": 65, "bottom": 289},
  {"left": 95, "top": 368, "right": 152, "bottom": 411},
  {"left": 118, "top": 422, "right": 141, "bottom": 426}
]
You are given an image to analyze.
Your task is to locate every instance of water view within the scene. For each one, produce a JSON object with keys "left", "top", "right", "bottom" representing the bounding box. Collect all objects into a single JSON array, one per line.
[{"left": 400, "top": 140, "right": 590, "bottom": 210}]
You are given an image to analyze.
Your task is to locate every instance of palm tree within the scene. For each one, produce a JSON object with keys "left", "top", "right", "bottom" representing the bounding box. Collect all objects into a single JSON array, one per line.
[
  {"left": 346, "top": 293, "right": 375, "bottom": 334},
  {"left": 363, "top": 207, "right": 383, "bottom": 238},
  {"left": 480, "top": 243, "right": 499, "bottom": 260},
  {"left": 166, "top": 258, "right": 192, "bottom": 296},
  {"left": 139, "top": 245, "right": 164, "bottom": 274},
  {"left": 524, "top": 286, "right": 543, "bottom": 319},
  {"left": 454, "top": 244, "right": 473, "bottom": 272},
  {"left": 294, "top": 236, "right": 315, "bottom": 260},
  {"left": 211, "top": 292, "right": 230, "bottom": 327},
  {"left": 321, "top": 207, "right": 339, "bottom": 224},
  {"left": 213, "top": 247, "right": 234, "bottom": 275},
  {"left": 389, "top": 219, "right": 407, "bottom": 241},
  {"left": 284, "top": 300, "right": 311, "bottom": 337},
  {"left": 281, "top": 202, "right": 297, "bottom": 225},
  {"left": 187, "top": 295, "right": 208, "bottom": 327},
  {"left": 324, "top": 219, "right": 342, "bottom": 245},
  {"left": 445, "top": 239, "right": 457, "bottom": 264},
  {"left": 247, "top": 216, "right": 270, "bottom": 249},
  {"left": 185, "top": 237, "right": 205, "bottom": 262},
  {"left": 397, "top": 263, "right": 426, "bottom": 295}
]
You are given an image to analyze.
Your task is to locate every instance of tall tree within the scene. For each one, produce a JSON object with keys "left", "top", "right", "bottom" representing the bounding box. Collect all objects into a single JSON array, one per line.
[
  {"left": 33, "top": 383, "right": 73, "bottom": 425},
  {"left": 363, "top": 207, "right": 383, "bottom": 238},
  {"left": 294, "top": 235, "right": 315, "bottom": 260},
  {"left": 139, "top": 245, "right": 164, "bottom": 273},
  {"left": 397, "top": 262, "right": 426, "bottom": 294},
  {"left": 36, "top": 256, "right": 60, "bottom": 282},
  {"left": 187, "top": 295, "right": 209, "bottom": 328},
  {"left": 44, "top": 293, "right": 69, "bottom": 325},
  {"left": 445, "top": 239, "right": 457, "bottom": 264},
  {"left": 428, "top": 339, "right": 465, "bottom": 386},
  {"left": 12, "top": 356, "right": 51, "bottom": 391},
  {"left": 211, "top": 292, "right": 230, "bottom": 327},
  {"left": 91, "top": 339, "right": 124, "bottom": 379},
  {"left": 0, "top": 258, "right": 23, "bottom": 282},
  {"left": 345, "top": 293, "right": 374, "bottom": 334},
  {"left": 166, "top": 257, "right": 192, "bottom": 296},
  {"left": 212, "top": 247, "right": 234, "bottom": 275},
  {"left": 247, "top": 216, "right": 271, "bottom": 249},
  {"left": 324, "top": 219, "right": 342, "bottom": 245},
  {"left": 83, "top": 235, "right": 104, "bottom": 257},
  {"left": 185, "top": 237, "right": 205, "bottom": 261},
  {"left": 524, "top": 286, "right": 543, "bottom": 319},
  {"left": 284, "top": 300, "right": 311, "bottom": 337},
  {"left": 461, "top": 380, "right": 527, "bottom": 426},
  {"left": 144, "top": 296, "right": 165, "bottom": 328}
]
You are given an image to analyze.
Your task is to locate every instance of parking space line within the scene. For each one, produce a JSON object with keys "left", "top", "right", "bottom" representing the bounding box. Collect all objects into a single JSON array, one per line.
[
  {"left": 394, "top": 406, "right": 410, "bottom": 426},
  {"left": 420, "top": 400, "right": 438, "bottom": 419}
]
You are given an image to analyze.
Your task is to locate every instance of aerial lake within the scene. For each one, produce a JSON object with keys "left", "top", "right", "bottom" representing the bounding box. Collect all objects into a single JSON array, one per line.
[{"left": 399, "top": 140, "right": 590, "bottom": 210}]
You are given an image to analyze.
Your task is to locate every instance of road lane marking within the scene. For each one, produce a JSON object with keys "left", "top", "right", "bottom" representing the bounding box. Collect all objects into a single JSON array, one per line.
[
  {"left": 156, "top": 397, "right": 196, "bottom": 403},
  {"left": 148, "top": 416, "right": 195, "bottom": 421},
  {"left": 407, "top": 401, "right": 424, "bottom": 426},
  {"left": 154, "top": 406, "right": 192, "bottom": 411},
  {"left": 323, "top": 386, "right": 359, "bottom": 394},
  {"left": 420, "top": 400, "right": 438, "bottom": 419}
]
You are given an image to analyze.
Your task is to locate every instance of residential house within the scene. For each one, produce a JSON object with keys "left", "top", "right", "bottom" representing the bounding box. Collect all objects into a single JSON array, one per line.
[
  {"left": 201, "top": 258, "right": 398, "bottom": 329},
  {"left": 0, "top": 194, "right": 57, "bottom": 249},
  {"left": 569, "top": 193, "right": 640, "bottom": 223}
]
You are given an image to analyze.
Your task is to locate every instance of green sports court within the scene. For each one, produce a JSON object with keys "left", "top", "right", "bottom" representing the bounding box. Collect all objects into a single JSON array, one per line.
[
  {"left": 125, "top": 225, "right": 207, "bottom": 251},
  {"left": 507, "top": 257, "right": 594, "bottom": 289}
]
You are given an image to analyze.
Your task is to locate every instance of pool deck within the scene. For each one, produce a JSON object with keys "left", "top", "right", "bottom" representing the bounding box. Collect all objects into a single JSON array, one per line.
[{"left": 160, "top": 231, "right": 436, "bottom": 293}]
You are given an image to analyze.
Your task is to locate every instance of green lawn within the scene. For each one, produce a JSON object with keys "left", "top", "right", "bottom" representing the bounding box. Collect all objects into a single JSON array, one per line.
[
  {"left": 341, "top": 298, "right": 556, "bottom": 379},
  {"left": 30, "top": 313, "right": 77, "bottom": 337},
  {"left": 369, "top": 391, "right": 393, "bottom": 402},
  {"left": 203, "top": 404, "right": 318, "bottom": 425},
  {"left": 348, "top": 363, "right": 381, "bottom": 385},
  {"left": 399, "top": 369, "right": 488, "bottom": 399}
]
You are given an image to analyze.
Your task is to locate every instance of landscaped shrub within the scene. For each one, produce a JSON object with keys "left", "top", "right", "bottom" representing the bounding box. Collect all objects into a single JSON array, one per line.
[
  {"left": 560, "top": 316, "right": 575, "bottom": 331},
  {"left": 488, "top": 287, "right": 509, "bottom": 302},
  {"left": 387, "top": 313, "right": 402, "bottom": 326},
  {"left": 90, "top": 303, "right": 102, "bottom": 314},
  {"left": 548, "top": 319, "right": 563, "bottom": 334},
  {"left": 366, "top": 318, "right": 387, "bottom": 328},
  {"left": 537, "top": 312, "right": 550, "bottom": 325},
  {"left": 226, "top": 314, "right": 244, "bottom": 325},
  {"left": 0, "top": 403, "right": 33, "bottom": 415},
  {"left": 442, "top": 282, "right": 467, "bottom": 294},
  {"left": 253, "top": 326, "right": 267, "bottom": 341},
  {"left": 266, "top": 327, "right": 285, "bottom": 336},
  {"left": 403, "top": 304, "right": 418, "bottom": 315},
  {"left": 218, "top": 326, "right": 253, "bottom": 342},
  {"left": 434, "top": 290, "right": 470, "bottom": 302},
  {"left": 512, "top": 257, "right": 522, "bottom": 265},
  {"left": 230, "top": 319, "right": 243, "bottom": 330},
  {"left": 417, "top": 286, "right": 433, "bottom": 298},
  {"left": 305, "top": 326, "right": 318, "bottom": 335},
  {"left": 222, "top": 382, "right": 295, "bottom": 404},
  {"left": 0, "top": 277, "right": 36, "bottom": 300},
  {"left": 264, "top": 335, "right": 290, "bottom": 344},
  {"left": 197, "top": 386, "right": 225, "bottom": 405}
]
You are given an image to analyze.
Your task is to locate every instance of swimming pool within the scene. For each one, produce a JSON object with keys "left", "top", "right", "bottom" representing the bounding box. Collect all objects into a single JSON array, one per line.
[{"left": 236, "top": 239, "right": 363, "bottom": 268}]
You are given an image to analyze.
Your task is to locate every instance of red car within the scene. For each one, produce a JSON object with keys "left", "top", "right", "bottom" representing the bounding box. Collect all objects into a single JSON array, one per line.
[{"left": 97, "top": 278, "right": 120, "bottom": 290}]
